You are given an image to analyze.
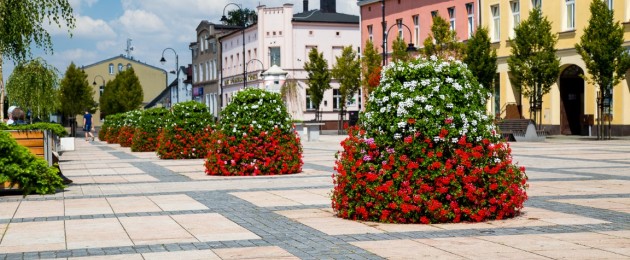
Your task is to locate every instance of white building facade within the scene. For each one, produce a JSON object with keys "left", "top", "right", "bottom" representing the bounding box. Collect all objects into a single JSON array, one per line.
[{"left": 220, "top": 0, "right": 360, "bottom": 129}]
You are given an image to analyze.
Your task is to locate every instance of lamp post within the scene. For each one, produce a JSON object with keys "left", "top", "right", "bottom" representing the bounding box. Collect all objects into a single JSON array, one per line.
[
  {"left": 220, "top": 3, "right": 247, "bottom": 90},
  {"left": 160, "top": 47, "right": 179, "bottom": 106},
  {"left": 383, "top": 21, "right": 417, "bottom": 65},
  {"left": 92, "top": 75, "right": 105, "bottom": 98},
  {"left": 245, "top": 58, "right": 264, "bottom": 88},
  {"left": 381, "top": 0, "right": 386, "bottom": 66}
]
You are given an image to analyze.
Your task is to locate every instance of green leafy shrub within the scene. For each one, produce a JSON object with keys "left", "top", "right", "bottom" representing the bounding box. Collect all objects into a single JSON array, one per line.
[
  {"left": 2, "top": 122, "right": 68, "bottom": 137},
  {"left": 332, "top": 57, "right": 528, "bottom": 223},
  {"left": 156, "top": 101, "right": 215, "bottom": 159},
  {"left": 132, "top": 107, "right": 170, "bottom": 152},
  {"left": 102, "top": 113, "right": 124, "bottom": 143},
  {"left": 205, "top": 88, "right": 302, "bottom": 176},
  {"left": 0, "top": 131, "right": 64, "bottom": 195}
]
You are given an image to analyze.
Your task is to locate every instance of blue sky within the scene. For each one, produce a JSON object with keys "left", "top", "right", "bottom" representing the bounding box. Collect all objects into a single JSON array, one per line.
[{"left": 2, "top": 0, "right": 359, "bottom": 83}]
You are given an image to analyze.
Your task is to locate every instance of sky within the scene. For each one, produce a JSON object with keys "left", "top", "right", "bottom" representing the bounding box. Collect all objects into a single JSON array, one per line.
[{"left": 2, "top": 0, "right": 360, "bottom": 84}]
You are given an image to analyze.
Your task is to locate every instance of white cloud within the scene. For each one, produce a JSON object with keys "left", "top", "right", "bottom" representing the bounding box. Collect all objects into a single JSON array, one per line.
[
  {"left": 117, "top": 9, "right": 166, "bottom": 34},
  {"left": 73, "top": 15, "right": 116, "bottom": 39},
  {"left": 96, "top": 40, "right": 118, "bottom": 51}
]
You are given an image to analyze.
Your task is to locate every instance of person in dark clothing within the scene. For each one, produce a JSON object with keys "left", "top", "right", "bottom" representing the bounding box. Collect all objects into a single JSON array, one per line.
[{"left": 83, "top": 111, "right": 94, "bottom": 141}]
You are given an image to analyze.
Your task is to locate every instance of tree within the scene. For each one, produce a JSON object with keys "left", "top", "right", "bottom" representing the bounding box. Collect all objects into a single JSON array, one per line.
[
  {"left": 423, "top": 15, "right": 464, "bottom": 59},
  {"left": 59, "top": 62, "right": 95, "bottom": 135},
  {"left": 303, "top": 48, "right": 331, "bottom": 122},
  {"left": 99, "top": 68, "right": 143, "bottom": 116},
  {"left": 5, "top": 58, "right": 59, "bottom": 123},
  {"left": 576, "top": 0, "right": 630, "bottom": 140},
  {"left": 0, "top": 0, "right": 75, "bottom": 120},
  {"left": 332, "top": 46, "right": 360, "bottom": 131},
  {"left": 463, "top": 27, "right": 498, "bottom": 91},
  {"left": 391, "top": 37, "right": 411, "bottom": 62},
  {"left": 225, "top": 8, "right": 257, "bottom": 27},
  {"left": 507, "top": 7, "right": 560, "bottom": 129},
  {"left": 361, "top": 40, "right": 381, "bottom": 109}
]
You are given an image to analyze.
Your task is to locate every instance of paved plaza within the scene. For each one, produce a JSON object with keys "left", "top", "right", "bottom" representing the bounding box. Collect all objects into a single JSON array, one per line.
[{"left": 0, "top": 135, "right": 629, "bottom": 259}]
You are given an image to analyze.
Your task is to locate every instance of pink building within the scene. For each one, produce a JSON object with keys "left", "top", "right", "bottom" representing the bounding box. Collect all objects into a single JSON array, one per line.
[{"left": 358, "top": 0, "right": 478, "bottom": 62}]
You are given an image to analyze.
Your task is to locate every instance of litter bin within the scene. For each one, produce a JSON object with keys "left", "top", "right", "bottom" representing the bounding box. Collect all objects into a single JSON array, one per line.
[{"left": 348, "top": 111, "right": 359, "bottom": 126}]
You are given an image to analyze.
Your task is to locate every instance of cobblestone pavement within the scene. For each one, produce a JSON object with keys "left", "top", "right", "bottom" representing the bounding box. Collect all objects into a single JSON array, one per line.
[{"left": 0, "top": 135, "right": 629, "bottom": 259}]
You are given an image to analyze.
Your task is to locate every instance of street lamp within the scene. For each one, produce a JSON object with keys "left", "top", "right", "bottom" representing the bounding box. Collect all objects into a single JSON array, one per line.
[
  {"left": 383, "top": 21, "right": 417, "bottom": 65},
  {"left": 220, "top": 3, "right": 247, "bottom": 89},
  {"left": 160, "top": 47, "right": 179, "bottom": 105},
  {"left": 92, "top": 75, "right": 105, "bottom": 97},
  {"left": 381, "top": 0, "right": 386, "bottom": 66},
  {"left": 245, "top": 58, "right": 264, "bottom": 88}
]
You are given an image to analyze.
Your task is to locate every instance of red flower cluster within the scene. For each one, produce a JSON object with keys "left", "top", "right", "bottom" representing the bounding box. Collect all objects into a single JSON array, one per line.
[
  {"left": 156, "top": 126, "right": 213, "bottom": 159},
  {"left": 104, "top": 127, "right": 121, "bottom": 144},
  {"left": 205, "top": 126, "right": 303, "bottom": 176},
  {"left": 332, "top": 126, "right": 528, "bottom": 224},
  {"left": 131, "top": 129, "right": 160, "bottom": 152},
  {"left": 117, "top": 126, "right": 136, "bottom": 147}
]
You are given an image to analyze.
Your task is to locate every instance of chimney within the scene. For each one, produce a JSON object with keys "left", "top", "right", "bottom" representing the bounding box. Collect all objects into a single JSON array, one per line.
[
  {"left": 320, "top": 0, "right": 336, "bottom": 13},
  {"left": 303, "top": 0, "right": 308, "bottom": 12}
]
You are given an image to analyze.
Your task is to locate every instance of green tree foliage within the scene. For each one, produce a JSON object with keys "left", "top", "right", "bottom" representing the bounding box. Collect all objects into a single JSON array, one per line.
[
  {"left": 463, "top": 27, "right": 498, "bottom": 90},
  {"left": 304, "top": 48, "right": 331, "bottom": 121},
  {"left": 423, "top": 15, "right": 463, "bottom": 59},
  {"left": 576, "top": 0, "right": 630, "bottom": 139},
  {"left": 361, "top": 40, "right": 381, "bottom": 104},
  {"left": 225, "top": 8, "right": 257, "bottom": 27},
  {"left": 507, "top": 8, "right": 560, "bottom": 128},
  {"left": 332, "top": 46, "right": 360, "bottom": 128},
  {"left": 59, "top": 62, "right": 96, "bottom": 118},
  {"left": 0, "top": 0, "right": 75, "bottom": 120},
  {"left": 5, "top": 58, "right": 59, "bottom": 122},
  {"left": 391, "top": 37, "right": 411, "bottom": 62},
  {"left": 99, "top": 68, "right": 143, "bottom": 116}
]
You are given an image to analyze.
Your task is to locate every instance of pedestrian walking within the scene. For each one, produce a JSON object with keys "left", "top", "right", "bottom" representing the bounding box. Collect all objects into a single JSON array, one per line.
[{"left": 83, "top": 110, "right": 95, "bottom": 141}]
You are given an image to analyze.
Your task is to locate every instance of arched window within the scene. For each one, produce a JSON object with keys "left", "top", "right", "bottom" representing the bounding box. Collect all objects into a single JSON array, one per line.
[
  {"left": 118, "top": 63, "right": 124, "bottom": 72},
  {"left": 127, "top": 63, "right": 132, "bottom": 69},
  {"left": 108, "top": 64, "right": 114, "bottom": 75}
]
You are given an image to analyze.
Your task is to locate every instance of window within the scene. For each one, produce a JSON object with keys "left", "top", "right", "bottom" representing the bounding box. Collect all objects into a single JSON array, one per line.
[
  {"left": 118, "top": 63, "right": 123, "bottom": 72},
  {"left": 491, "top": 5, "right": 500, "bottom": 41},
  {"left": 306, "top": 92, "right": 315, "bottom": 110},
  {"left": 565, "top": 0, "right": 575, "bottom": 30},
  {"left": 270, "top": 47, "right": 281, "bottom": 67},
  {"left": 127, "top": 63, "right": 132, "bottom": 69},
  {"left": 108, "top": 64, "right": 114, "bottom": 75},
  {"left": 336, "top": 31, "right": 340, "bottom": 36},
  {"left": 431, "top": 11, "right": 438, "bottom": 17},
  {"left": 194, "top": 65, "right": 198, "bottom": 83},
  {"left": 448, "top": 7, "right": 455, "bottom": 31},
  {"left": 412, "top": 15, "right": 419, "bottom": 45},
  {"left": 368, "top": 25, "right": 374, "bottom": 42},
  {"left": 510, "top": 1, "right": 520, "bottom": 38},
  {"left": 607, "top": 0, "right": 613, "bottom": 10},
  {"left": 396, "top": 19, "right": 403, "bottom": 38},
  {"left": 466, "top": 3, "right": 474, "bottom": 39},
  {"left": 333, "top": 89, "right": 341, "bottom": 110},
  {"left": 99, "top": 86, "right": 104, "bottom": 97},
  {"left": 531, "top": 0, "right": 541, "bottom": 9}
]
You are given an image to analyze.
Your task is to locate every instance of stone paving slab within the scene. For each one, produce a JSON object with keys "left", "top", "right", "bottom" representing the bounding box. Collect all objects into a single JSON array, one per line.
[{"left": 0, "top": 136, "right": 629, "bottom": 259}]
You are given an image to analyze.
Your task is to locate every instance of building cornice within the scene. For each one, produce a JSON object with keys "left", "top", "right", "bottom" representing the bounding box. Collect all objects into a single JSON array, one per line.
[{"left": 357, "top": 0, "right": 381, "bottom": 7}]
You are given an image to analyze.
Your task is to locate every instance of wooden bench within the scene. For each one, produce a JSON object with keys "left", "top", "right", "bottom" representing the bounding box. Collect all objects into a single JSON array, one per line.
[
  {"left": 2, "top": 130, "right": 56, "bottom": 189},
  {"left": 495, "top": 119, "right": 533, "bottom": 141}
]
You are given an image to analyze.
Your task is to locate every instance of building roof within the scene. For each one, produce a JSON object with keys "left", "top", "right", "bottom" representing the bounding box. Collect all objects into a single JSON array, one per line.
[
  {"left": 82, "top": 54, "right": 166, "bottom": 72},
  {"left": 292, "top": 9, "right": 359, "bottom": 24},
  {"left": 144, "top": 79, "right": 176, "bottom": 109},
  {"left": 357, "top": 0, "right": 381, "bottom": 6}
]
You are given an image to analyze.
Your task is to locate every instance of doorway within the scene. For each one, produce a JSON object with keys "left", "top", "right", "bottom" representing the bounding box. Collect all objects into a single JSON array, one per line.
[{"left": 559, "top": 65, "right": 585, "bottom": 135}]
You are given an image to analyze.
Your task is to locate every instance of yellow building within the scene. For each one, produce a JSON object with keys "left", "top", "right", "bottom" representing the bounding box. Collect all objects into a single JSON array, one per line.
[
  {"left": 81, "top": 55, "right": 168, "bottom": 126},
  {"left": 481, "top": 0, "right": 630, "bottom": 135}
]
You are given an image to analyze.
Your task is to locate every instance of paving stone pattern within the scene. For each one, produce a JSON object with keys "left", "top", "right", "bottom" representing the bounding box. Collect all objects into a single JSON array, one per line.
[{"left": 0, "top": 136, "right": 629, "bottom": 259}]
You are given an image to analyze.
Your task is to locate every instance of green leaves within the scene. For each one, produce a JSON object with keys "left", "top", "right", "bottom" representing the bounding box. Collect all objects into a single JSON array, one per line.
[
  {"left": 507, "top": 7, "right": 560, "bottom": 98},
  {"left": 0, "top": 0, "right": 75, "bottom": 62},
  {"left": 99, "top": 68, "right": 144, "bottom": 116},
  {"left": 361, "top": 40, "right": 382, "bottom": 96},
  {"left": 463, "top": 27, "right": 497, "bottom": 91},
  {"left": 423, "top": 15, "right": 464, "bottom": 60},
  {"left": 220, "top": 88, "right": 293, "bottom": 137},
  {"left": 576, "top": 0, "right": 630, "bottom": 91},
  {"left": 331, "top": 46, "right": 360, "bottom": 111},
  {"left": 59, "top": 62, "right": 96, "bottom": 118},
  {"left": 5, "top": 58, "right": 59, "bottom": 122},
  {"left": 304, "top": 48, "right": 331, "bottom": 120}
]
